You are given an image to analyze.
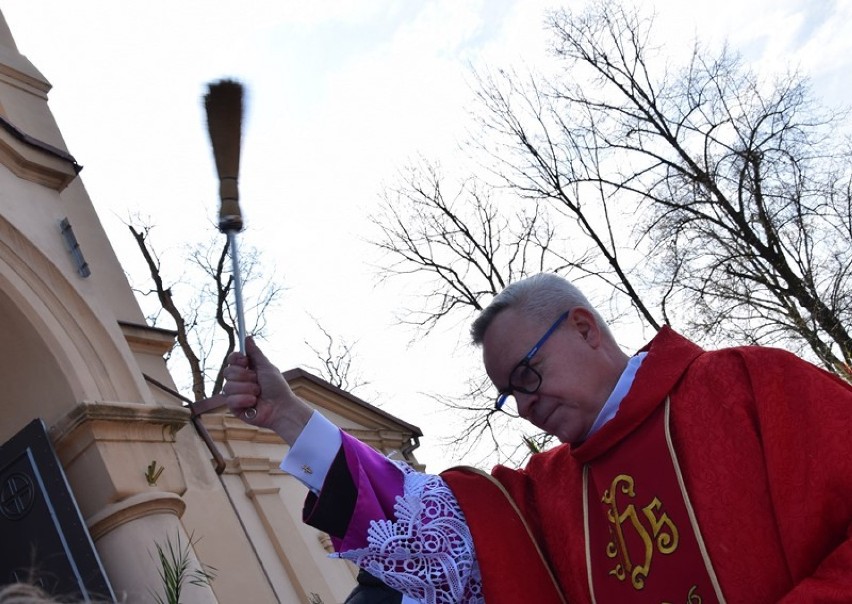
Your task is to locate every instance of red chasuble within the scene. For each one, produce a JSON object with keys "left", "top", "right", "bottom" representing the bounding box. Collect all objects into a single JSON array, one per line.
[
  {"left": 442, "top": 467, "right": 567, "bottom": 604},
  {"left": 583, "top": 400, "right": 722, "bottom": 602},
  {"left": 446, "top": 328, "right": 852, "bottom": 603}
]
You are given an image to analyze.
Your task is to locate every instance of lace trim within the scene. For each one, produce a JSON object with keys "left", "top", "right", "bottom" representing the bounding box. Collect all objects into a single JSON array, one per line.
[{"left": 334, "top": 462, "right": 484, "bottom": 604}]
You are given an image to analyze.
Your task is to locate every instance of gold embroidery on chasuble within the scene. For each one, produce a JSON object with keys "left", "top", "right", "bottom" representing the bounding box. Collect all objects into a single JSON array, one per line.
[
  {"left": 602, "top": 474, "right": 679, "bottom": 589},
  {"left": 583, "top": 399, "right": 726, "bottom": 604}
]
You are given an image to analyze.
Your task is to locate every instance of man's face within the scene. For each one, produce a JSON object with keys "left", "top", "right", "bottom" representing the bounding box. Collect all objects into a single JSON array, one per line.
[{"left": 482, "top": 307, "right": 609, "bottom": 443}]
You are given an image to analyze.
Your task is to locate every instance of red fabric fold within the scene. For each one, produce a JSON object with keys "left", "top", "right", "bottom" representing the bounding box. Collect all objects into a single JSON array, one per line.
[{"left": 442, "top": 467, "right": 566, "bottom": 604}]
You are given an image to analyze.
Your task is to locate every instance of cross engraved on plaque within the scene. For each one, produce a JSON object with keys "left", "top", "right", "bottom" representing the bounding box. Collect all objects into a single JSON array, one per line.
[{"left": 0, "top": 472, "right": 35, "bottom": 520}]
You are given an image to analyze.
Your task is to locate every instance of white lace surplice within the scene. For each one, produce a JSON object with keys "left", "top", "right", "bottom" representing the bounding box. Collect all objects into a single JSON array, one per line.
[{"left": 333, "top": 462, "right": 485, "bottom": 604}]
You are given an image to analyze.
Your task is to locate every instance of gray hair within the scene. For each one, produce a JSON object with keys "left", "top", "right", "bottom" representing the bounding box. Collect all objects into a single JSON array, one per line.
[
  {"left": 470, "top": 273, "right": 605, "bottom": 344},
  {"left": 0, "top": 583, "right": 112, "bottom": 604}
]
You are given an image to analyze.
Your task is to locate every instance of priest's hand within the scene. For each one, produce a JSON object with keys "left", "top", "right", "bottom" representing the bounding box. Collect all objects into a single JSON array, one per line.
[{"left": 222, "top": 336, "right": 312, "bottom": 445}]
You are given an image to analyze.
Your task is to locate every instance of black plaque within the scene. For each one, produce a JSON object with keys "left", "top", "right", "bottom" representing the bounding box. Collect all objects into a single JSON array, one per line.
[{"left": 0, "top": 419, "right": 115, "bottom": 601}]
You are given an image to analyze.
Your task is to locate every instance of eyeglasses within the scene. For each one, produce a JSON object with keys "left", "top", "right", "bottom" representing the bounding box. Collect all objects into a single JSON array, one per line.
[{"left": 495, "top": 310, "right": 571, "bottom": 411}]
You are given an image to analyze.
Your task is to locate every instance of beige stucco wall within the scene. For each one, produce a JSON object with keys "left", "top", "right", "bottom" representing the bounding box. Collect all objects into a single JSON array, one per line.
[
  {"left": 187, "top": 378, "right": 424, "bottom": 604},
  {"left": 0, "top": 10, "right": 423, "bottom": 604}
]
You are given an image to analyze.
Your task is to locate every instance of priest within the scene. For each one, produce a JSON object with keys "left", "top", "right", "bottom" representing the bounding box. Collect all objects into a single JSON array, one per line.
[{"left": 223, "top": 273, "right": 852, "bottom": 603}]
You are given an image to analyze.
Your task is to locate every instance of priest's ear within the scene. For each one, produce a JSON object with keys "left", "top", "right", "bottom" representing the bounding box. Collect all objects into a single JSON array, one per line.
[{"left": 570, "top": 307, "right": 602, "bottom": 348}]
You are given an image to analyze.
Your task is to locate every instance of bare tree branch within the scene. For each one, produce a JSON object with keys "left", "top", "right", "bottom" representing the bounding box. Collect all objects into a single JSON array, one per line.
[
  {"left": 305, "top": 318, "right": 370, "bottom": 394},
  {"left": 127, "top": 219, "right": 285, "bottom": 401},
  {"left": 370, "top": 0, "right": 852, "bottom": 464}
]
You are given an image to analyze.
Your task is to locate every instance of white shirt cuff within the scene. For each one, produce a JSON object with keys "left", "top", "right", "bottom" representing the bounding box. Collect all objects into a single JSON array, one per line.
[{"left": 279, "top": 410, "right": 342, "bottom": 493}]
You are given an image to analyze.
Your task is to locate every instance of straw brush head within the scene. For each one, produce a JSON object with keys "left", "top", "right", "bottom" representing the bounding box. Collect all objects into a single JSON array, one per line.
[{"left": 204, "top": 79, "right": 244, "bottom": 232}]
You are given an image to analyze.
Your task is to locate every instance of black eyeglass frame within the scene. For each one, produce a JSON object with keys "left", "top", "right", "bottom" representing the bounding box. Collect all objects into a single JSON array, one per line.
[{"left": 495, "top": 310, "right": 571, "bottom": 411}]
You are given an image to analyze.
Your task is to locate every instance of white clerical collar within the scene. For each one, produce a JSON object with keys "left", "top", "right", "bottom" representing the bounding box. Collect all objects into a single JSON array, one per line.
[{"left": 584, "top": 351, "right": 648, "bottom": 439}]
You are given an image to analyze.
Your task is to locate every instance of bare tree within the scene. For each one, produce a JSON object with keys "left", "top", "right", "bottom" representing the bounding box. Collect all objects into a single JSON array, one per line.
[
  {"left": 372, "top": 1, "right": 852, "bottom": 466},
  {"left": 473, "top": 2, "right": 851, "bottom": 377},
  {"left": 371, "top": 160, "right": 580, "bottom": 334},
  {"left": 371, "top": 161, "right": 582, "bottom": 464},
  {"left": 129, "top": 221, "right": 284, "bottom": 401},
  {"left": 304, "top": 318, "right": 369, "bottom": 394}
]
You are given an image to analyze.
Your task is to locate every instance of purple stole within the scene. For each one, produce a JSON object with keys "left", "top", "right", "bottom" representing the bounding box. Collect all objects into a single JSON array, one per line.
[{"left": 584, "top": 399, "right": 725, "bottom": 602}]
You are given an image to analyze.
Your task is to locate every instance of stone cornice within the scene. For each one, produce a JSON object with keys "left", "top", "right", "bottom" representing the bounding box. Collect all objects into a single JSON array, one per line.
[
  {"left": 0, "top": 115, "right": 80, "bottom": 190},
  {"left": 0, "top": 40, "right": 51, "bottom": 97},
  {"left": 50, "top": 400, "right": 191, "bottom": 465},
  {"left": 86, "top": 491, "right": 186, "bottom": 540},
  {"left": 119, "top": 320, "right": 177, "bottom": 357}
]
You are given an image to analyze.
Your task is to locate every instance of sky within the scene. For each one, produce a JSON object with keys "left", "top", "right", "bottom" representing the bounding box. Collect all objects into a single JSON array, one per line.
[{"left": 3, "top": 0, "right": 851, "bottom": 471}]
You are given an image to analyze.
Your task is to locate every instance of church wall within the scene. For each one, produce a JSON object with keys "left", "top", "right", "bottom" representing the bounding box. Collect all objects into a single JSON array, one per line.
[
  {"left": 0, "top": 13, "right": 221, "bottom": 602},
  {"left": 173, "top": 423, "right": 283, "bottom": 603},
  {"left": 0, "top": 9, "right": 424, "bottom": 603}
]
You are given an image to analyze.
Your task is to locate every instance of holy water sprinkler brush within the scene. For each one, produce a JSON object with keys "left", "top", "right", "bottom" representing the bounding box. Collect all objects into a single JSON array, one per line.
[
  {"left": 204, "top": 79, "right": 255, "bottom": 418},
  {"left": 204, "top": 78, "right": 245, "bottom": 347}
]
